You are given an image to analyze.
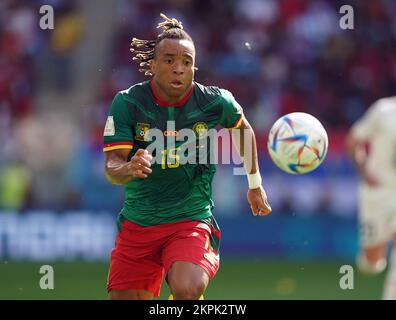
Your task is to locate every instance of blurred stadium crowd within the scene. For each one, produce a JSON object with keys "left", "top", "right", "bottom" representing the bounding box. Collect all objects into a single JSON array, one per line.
[{"left": 1, "top": 0, "right": 396, "bottom": 217}]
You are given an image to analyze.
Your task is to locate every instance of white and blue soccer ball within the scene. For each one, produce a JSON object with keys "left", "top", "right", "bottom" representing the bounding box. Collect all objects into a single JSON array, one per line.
[{"left": 267, "top": 112, "right": 328, "bottom": 174}]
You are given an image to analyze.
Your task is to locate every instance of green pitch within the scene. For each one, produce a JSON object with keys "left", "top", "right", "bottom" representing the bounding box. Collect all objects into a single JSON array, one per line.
[{"left": 0, "top": 259, "right": 385, "bottom": 300}]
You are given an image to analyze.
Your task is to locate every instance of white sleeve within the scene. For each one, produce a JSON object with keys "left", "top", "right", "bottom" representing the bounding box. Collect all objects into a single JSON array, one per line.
[{"left": 351, "top": 100, "right": 383, "bottom": 140}]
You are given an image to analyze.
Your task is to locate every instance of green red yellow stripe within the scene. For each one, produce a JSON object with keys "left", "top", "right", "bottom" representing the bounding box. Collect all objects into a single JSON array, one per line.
[
  {"left": 103, "top": 141, "right": 133, "bottom": 152},
  {"left": 230, "top": 114, "right": 243, "bottom": 129}
]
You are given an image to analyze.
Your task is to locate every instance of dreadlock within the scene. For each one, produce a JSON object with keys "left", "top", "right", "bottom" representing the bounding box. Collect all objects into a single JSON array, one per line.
[{"left": 130, "top": 13, "right": 193, "bottom": 76}]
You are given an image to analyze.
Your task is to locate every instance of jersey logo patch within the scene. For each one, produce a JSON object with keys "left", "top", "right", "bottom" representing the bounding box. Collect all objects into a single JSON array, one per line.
[
  {"left": 104, "top": 116, "right": 115, "bottom": 136},
  {"left": 193, "top": 122, "right": 208, "bottom": 139},
  {"left": 136, "top": 123, "right": 150, "bottom": 141},
  {"left": 164, "top": 130, "right": 179, "bottom": 137}
]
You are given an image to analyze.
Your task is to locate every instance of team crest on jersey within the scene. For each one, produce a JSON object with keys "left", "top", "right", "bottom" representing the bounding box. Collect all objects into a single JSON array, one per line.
[
  {"left": 193, "top": 122, "right": 208, "bottom": 139},
  {"left": 135, "top": 123, "right": 150, "bottom": 141}
]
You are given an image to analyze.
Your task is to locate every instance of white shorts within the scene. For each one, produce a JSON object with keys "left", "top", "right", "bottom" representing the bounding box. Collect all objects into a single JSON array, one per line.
[{"left": 359, "top": 185, "right": 396, "bottom": 247}]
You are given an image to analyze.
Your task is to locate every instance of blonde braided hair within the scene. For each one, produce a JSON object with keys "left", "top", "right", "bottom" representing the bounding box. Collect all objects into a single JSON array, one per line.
[{"left": 130, "top": 13, "right": 192, "bottom": 76}]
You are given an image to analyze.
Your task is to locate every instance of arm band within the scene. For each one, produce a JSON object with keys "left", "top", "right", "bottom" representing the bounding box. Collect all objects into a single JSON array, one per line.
[{"left": 247, "top": 171, "right": 262, "bottom": 189}]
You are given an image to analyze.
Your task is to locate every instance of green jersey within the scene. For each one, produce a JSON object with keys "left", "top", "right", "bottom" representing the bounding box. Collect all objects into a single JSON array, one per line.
[{"left": 103, "top": 80, "right": 243, "bottom": 227}]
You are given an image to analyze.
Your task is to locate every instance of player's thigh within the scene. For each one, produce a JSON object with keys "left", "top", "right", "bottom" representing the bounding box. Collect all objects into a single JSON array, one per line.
[
  {"left": 359, "top": 216, "right": 389, "bottom": 262},
  {"left": 362, "top": 211, "right": 396, "bottom": 262},
  {"left": 162, "top": 221, "right": 220, "bottom": 295},
  {"left": 167, "top": 261, "right": 210, "bottom": 296},
  {"left": 109, "top": 289, "right": 153, "bottom": 300},
  {"left": 107, "top": 219, "right": 165, "bottom": 297},
  {"left": 358, "top": 187, "right": 393, "bottom": 261},
  {"left": 359, "top": 213, "right": 389, "bottom": 261},
  {"left": 361, "top": 243, "right": 388, "bottom": 263}
]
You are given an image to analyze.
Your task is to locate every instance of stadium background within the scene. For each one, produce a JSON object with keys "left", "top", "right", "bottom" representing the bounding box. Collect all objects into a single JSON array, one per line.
[{"left": 0, "top": 0, "right": 395, "bottom": 299}]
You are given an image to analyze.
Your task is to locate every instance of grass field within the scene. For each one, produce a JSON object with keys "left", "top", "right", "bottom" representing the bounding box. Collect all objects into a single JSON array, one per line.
[{"left": 0, "top": 259, "right": 385, "bottom": 300}]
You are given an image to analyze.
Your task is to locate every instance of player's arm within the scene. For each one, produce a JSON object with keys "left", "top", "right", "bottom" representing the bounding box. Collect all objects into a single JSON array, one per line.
[
  {"left": 231, "top": 116, "right": 272, "bottom": 216},
  {"left": 345, "top": 100, "right": 382, "bottom": 187},
  {"left": 345, "top": 131, "right": 379, "bottom": 187},
  {"left": 104, "top": 148, "right": 152, "bottom": 185},
  {"left": 232, "top": 116, "right": 259, "bottom": 174}
]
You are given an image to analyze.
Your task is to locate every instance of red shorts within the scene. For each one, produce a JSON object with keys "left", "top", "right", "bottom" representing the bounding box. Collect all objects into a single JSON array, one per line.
[{"left": 106, "top": 219, "right": 220, "bottom": 297}]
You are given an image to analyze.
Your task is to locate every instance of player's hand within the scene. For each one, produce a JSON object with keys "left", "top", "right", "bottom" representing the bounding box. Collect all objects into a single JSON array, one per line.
[
  {"left": 362, "top": 170, "right": 380, "bottom": 188},
  {"left": 128, "top": 149, "right": 152, "bottom": 179},
  {"left": 247, "top": 186, "right": 272, "bottom": 216}
]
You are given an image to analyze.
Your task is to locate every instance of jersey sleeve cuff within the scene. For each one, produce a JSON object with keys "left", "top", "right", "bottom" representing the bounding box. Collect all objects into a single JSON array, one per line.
[
  {"left": 103, "top": 141, "right": 133, "bottom": 152},
  {"left": 229, "top": 114, "right": 243, "bottom": 129}
]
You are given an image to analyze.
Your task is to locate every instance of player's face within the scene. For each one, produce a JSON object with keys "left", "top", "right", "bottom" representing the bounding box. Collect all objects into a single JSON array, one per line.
[{"left": 151, "top": 38, "right": 195, "bottom": 101}]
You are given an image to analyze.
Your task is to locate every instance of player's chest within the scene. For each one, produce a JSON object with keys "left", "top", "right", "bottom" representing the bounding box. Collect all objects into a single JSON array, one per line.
[{"left": 132, "top": 105, "right": 218, "bottom": 143}]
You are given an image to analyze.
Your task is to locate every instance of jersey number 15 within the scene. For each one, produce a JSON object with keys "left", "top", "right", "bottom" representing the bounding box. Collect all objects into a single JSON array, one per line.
[{"left": 161, "top": 147, "right": 180, "bottom": 169}]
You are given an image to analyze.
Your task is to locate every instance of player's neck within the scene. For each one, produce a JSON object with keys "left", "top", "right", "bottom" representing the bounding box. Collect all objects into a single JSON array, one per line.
[{"left": 150, "top": 79, "right": 193, "bottom": 107}]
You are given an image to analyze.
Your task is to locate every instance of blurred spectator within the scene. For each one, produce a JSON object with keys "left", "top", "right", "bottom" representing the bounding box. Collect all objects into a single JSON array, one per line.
[
  {"left": 0, "top": 160, "right": 32, "bottom": 211},
  {"left": 50, "top": 2, "right": 83, "bottom": 91}
]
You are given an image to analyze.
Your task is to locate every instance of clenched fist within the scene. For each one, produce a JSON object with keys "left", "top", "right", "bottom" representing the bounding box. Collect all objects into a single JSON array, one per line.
[
  {"left": 128, "top": 149, "right": 153, "bottom": 179},
  {"left": 247, "top": 186, "right": 272, "bottom": 216}
]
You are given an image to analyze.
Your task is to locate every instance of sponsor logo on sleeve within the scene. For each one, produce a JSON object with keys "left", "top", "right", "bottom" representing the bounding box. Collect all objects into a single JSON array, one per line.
[{"left": 104, "top": 116, "right": 115, "bottom": 136}]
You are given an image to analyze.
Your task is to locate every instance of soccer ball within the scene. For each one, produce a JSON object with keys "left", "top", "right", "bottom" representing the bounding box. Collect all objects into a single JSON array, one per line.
[{"left": 267, "top": 112, "right": 328, "bottom": 174}]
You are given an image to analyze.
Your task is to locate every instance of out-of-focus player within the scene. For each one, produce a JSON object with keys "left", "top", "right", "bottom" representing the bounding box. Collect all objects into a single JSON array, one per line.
[
  {"left": 103, "top": 14, "right": 272, "bottom": 300},
  {"left": 346, "top": 96, "right": 396, "bottom": 299}
]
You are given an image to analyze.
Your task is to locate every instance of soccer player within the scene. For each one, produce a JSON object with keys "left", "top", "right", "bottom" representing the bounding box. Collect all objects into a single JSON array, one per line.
[
  {"left": 346, "top": 96, "right": 396, "bottom": 300},
  {"left": 103, "top": 14, "right": 272, "bottom": 300}
]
